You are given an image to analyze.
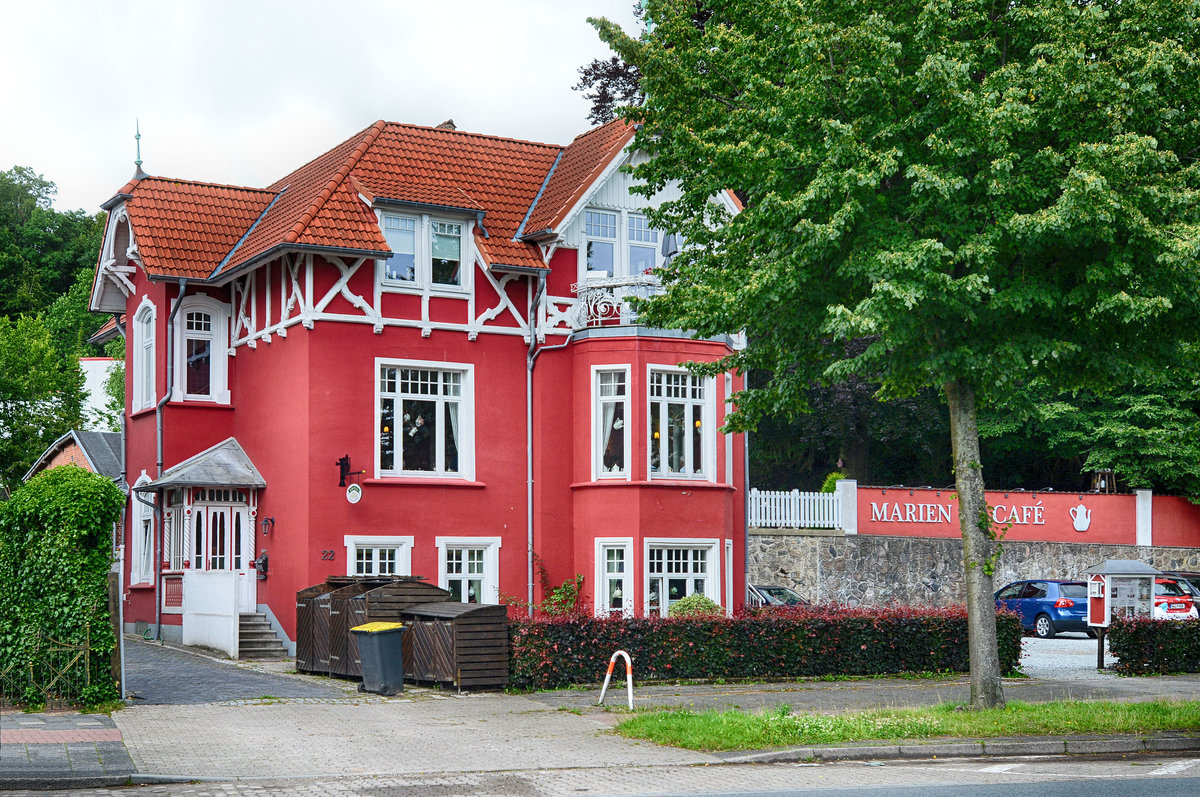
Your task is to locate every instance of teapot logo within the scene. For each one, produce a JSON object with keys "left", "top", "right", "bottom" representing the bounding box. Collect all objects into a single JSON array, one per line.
[{"left": 1070, "top": 503, "right": 1091, "bottom": 532}]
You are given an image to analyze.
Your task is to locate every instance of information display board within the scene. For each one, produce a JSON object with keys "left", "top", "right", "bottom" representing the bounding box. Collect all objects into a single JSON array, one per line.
[{"left": 1109, "top": 575, "right": 1153, "bottom": 620}]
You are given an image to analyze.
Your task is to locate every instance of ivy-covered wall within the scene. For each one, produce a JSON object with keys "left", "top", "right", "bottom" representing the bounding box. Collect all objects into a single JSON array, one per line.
[{"left": 0, "top": 466, "right": 125, "bottom": 705}]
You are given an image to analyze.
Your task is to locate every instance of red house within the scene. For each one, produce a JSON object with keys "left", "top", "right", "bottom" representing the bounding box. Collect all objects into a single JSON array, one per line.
[{"left": 88, "top": 118, "right": 747, "bottom": 657}]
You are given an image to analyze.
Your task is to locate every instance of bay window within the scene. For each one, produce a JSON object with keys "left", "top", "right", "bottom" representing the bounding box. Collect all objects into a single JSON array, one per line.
[
  {"left": 595, "top": 539, "right": 633, "bottom": 616},
  {"left": 377, "top": 359, "right": 474, "bottom": 479},
  {"left": 593, "top": 367, "right": 629, "bottom": 478},
  {"left": 648, "top": 368, "right": 712, "bottom": 479},
  {"left": 646, "top": 541, "right": 719, "bottom": 617}
]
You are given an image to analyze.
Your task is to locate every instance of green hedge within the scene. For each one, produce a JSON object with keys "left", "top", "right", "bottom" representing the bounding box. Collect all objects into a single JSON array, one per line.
[
  {"left": 509, "top": 606, "right": 1022, "bottom": 690},
  {"left": 0, "top": 466, "right": 125, "bottom": 706},
  {"left": 1107, "top": 616, "right": 1200, "bottom": 674}
]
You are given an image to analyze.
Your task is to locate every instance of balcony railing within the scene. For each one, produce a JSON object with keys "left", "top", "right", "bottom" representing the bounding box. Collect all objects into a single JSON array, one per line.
[{"left": 570, "top": 274, "right": 662, "bottom": 329}]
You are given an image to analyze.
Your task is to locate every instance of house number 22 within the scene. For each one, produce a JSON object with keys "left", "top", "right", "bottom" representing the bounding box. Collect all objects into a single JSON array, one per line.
[{"left": 321, "top": 550, "right": 336, "bottom": 560}]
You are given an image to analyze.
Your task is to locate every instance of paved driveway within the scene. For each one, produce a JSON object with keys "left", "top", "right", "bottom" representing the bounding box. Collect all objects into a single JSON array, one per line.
[{"left": 123, "top": 638, "right": 348, "bottom": 704}]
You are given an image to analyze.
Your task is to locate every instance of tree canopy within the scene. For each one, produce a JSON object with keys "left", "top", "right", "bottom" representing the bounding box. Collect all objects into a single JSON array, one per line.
[{"left": 596, "top": 0, "right": 1200, "bottom": 708}]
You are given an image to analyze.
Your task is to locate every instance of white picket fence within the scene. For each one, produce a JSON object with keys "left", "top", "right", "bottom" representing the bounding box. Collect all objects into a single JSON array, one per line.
[{"left": 749, "top": 488, "right": 843, "bottom": 529}]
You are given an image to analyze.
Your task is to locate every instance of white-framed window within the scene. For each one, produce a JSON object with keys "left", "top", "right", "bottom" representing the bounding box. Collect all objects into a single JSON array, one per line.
[
  {"left": 595, "top": 538, "right": 633, "bottom": 617},
  {"left": 644, "top": 538, "right": 721, "bottom": 617},
  {"left": 165, "top": 489, "right": 186, "bottom": 571},
  {"left": 593, "top": 366, "right": 630, "bottom": 479},
  {"left": 379, "top": 211, "right": 470, "bottom": 292},
  {"left": 132, "top": 299, "right": 156, "bottom": 411},
  {"left": 648, "top": 367, "right": 714, "bottom": 480},
  {"left": 580, "top": 207, "right": 663, "bottom": 281},
  {"left": 436, "top": 537, "right": 501, "bottom": 604},
  {"left": 376, "top": 359, "right": 474, "bottom": 479},
  {"left": 131, "top": 473, "right": 154, "bottom": 584},
  {"left": 343, "top": 535, "right": 414, "bottom": 577},
  {"left": 171, "top": 295, "right": 230, "bottom": 404}
]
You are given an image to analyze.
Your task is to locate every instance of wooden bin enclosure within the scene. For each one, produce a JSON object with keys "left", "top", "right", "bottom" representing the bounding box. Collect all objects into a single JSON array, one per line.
[
  {"left": 296, "top": 580, "right": 338, "bottom": 674},
  {"left": 399, "top": 602, "right": 509, "bottom": 691},
  {"left": 343, "top": 579, "right": 449, "bottom": 678},
  {"left": 297, "top": 577, "right": 408, "bottom": 675}
]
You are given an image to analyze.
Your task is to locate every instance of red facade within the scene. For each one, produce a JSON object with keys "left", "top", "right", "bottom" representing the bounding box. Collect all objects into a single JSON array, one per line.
[{"left": 91, "top": 119, "right": 747, "bottom": 653}]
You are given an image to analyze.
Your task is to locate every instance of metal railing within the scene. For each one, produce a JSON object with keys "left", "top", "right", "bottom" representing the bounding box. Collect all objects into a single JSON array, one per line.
[
  {"left": 749, "top": 488, "right": 843, "bottom": 529},
  {"left": 570, "top": 274, "right": 662, "bottom": 328},
  {"left": 0, "top": 626, "right": 109, "bottom": 709}
]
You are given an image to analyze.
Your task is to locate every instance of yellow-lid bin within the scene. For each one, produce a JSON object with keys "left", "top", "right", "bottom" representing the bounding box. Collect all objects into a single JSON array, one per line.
[{"left": 351, "top": 622, "right": 405, "bottom": 633}]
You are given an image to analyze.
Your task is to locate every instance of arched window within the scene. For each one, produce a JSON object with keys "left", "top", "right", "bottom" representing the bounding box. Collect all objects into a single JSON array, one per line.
[
  {"left": 172, "top": 295, "right": 230, "bottom": 403},
  {"left": 133, "top": 300, "right": 156, "bottom": 411}
]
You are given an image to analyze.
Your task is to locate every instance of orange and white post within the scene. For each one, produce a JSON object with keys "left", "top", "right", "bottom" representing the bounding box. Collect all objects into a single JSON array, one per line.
[{"left": 597, "top": 649, "right": 633, "bottom": 709}]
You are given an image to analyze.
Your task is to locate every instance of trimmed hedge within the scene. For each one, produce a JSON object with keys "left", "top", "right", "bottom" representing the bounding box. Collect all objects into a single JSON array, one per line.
[
  {"left": 1107, "top": 616, "right": 1200, "bottom": 674},
  {"left": 509, "top": 606, "right": 1022, "bottom": 690}
]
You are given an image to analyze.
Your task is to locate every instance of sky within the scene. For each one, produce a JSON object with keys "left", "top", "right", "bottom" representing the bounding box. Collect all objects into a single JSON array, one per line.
[{"left": 1, "top": 0, "right": 641, "bottom": 214}]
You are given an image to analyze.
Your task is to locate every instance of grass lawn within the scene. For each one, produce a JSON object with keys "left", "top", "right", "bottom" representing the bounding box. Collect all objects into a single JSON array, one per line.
[{"left": 614, "top": 700, "right": 1200, "bottom": 751}]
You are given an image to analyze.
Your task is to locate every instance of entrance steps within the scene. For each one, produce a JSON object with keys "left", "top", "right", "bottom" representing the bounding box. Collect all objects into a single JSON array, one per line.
[{"left": 238, "top": 612, "right": 287, "bottom": 660}]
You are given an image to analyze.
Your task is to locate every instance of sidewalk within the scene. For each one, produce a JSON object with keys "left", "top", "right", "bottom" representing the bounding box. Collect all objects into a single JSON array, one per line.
[{"left": 4, "top": 636, "right": 1200, "bottom": 792}]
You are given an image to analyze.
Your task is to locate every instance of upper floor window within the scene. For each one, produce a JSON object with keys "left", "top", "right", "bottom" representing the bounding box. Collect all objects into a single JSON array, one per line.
[
  {"left": 593, "top": 367, "right": 629, "bottom": 478},
  {"left": 380, "top": 212, "right": 468, "bottom": 291},
  {"left": 377, "top": 360, "right": 474, "bottom": 479},
  {"left": 648, "top": 368, "right": 713, "bottom": 480},
  {"left": 171, "top": 295, "right": 230, "bottom": 404},
  {"left": 133, "top": 301, "right": 156, "bottom": 411},
  {"left": 582, "top": 208, "right": 662, "bottom": 280}
]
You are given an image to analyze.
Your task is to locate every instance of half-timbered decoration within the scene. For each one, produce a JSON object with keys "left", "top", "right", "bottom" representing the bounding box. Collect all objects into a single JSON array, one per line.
[{"left": 90, "top": 118, "right": 747, "bottom": 657}]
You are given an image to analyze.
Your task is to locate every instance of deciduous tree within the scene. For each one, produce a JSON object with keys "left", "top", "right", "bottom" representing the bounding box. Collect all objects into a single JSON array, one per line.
[{"left": 596, "top": 0, "right": 1200, "bottom": 708}]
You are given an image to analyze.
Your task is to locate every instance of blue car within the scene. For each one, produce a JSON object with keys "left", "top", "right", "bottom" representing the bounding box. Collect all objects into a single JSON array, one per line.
[{"left": 994, "top": 580, "right": 1093, "bottom": 638}]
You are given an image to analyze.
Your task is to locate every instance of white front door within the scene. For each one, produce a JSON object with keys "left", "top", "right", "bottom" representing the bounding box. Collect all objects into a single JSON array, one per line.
[{"left": 191, "top": 502, "right": 256, "bottom": 613}]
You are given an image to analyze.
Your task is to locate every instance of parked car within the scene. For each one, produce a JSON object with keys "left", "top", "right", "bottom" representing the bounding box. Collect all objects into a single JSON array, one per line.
[
  {"left": 749, "top": 584, "right": 812, "bottom": 608},
  {"left": 1161, "top": 571, "right": 1200, "bottom": 599},
  {"left": 994, "top": 580, "right": 1093, "bottom": 638},
  {"left": 1153, "top": 578, "right": 1199, "bottom": 621}
]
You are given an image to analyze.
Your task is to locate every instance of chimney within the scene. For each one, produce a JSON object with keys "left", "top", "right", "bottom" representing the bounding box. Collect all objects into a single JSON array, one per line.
[{"left": 435, "top": 119, "right": 457, "bottom": 131}]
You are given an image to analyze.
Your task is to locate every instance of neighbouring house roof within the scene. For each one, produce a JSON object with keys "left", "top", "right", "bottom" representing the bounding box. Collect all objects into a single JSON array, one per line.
[
  {"left": 24, "top": 430, "right": 125, "bottom": 487},
  {"left": 135, "top": 437, "right": 266, "bottom": 491},
  {"left": 100, "top": 118, "right": 634, "bottom": 282},
  {"left": 87, "top": 314, "right": 124, "bottom": 345}
]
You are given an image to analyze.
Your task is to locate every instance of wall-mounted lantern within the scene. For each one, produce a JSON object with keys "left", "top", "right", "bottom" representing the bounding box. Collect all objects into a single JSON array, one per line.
[{"left": 261, "top": 516, "right": 275, "bottom": 536}]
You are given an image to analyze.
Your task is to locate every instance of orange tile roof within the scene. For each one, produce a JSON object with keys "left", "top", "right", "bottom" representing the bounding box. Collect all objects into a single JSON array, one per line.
[
  {"left": 520, "top": 119, "right": 635, "bottom": 238},
  {"left": 104, "top": 118, "right": 646, "bottom": 280},
  {"left": 120, "top": 178, "right": 276, "bottom": 279}
]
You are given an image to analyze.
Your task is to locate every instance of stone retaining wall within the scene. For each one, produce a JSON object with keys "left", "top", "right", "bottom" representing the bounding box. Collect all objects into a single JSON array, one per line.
[{"left": 748, "top": 529, "right": 1200, "bottom": 606}]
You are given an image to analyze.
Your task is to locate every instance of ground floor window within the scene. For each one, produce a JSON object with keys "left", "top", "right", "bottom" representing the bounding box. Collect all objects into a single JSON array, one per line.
[
  {"left": 343, "top": 535, "right": 414, "bottom": 577},
  {"left": 645, "top": 540, "right": 720, "bottom": 617},
  {"left": 436, "top": 537, "right": 500, "bottom": 603},
  {"left": 594, "top": 538, "right": 633, "bottom": 617}
]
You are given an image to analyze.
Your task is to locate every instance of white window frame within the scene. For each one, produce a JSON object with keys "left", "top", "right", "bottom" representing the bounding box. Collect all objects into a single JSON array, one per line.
[
  {"left": 377, "top": 210, "right": 472, "bottom": 295},
  {"left": 644, "top": 538, "right": 721, "bottom": 617},
  {"left": 131, "top": 473, "right": 154, "bottom": 584},
  {"left": 578, "top": 207, "right": 663, "bottom": 282},
  {"left": 132, "top": 298, "right": 156, "bottom": 411},
  {"left": 343, "top": 535, "right": 414, "bottom": 578},
  {"left": 375, "top": 358, "right": 475, "bottom": 481},
  {"left": 594, "top": 538, "right": 634, "bottom": 617},
  {"left": 171, "top": 294, "right": 231, "bottom": 404},
  {"left": 591, "top": 365, "right": 631, "bottom": 481},
  {"left": 435, "top": 536, "right": 501, "bottom": 604},
  {"left": 647, "top": 365, "right": 715, "bottom": 481}
]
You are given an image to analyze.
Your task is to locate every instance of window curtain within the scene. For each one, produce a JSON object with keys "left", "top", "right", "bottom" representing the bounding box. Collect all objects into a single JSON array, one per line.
[{"left": 601, "top": 401, "right": 618, "bottom": 471}]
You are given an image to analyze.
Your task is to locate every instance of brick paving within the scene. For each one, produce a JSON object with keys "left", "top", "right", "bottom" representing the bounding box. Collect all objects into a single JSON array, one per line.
[{"left": 0, "top": 711, "right": 134, "bottom": 790}]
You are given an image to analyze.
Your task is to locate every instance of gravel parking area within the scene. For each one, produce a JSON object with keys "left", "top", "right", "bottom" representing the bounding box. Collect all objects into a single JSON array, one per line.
[{"left": 1019, "top": 633, "right": 1118, "bottom": 680}]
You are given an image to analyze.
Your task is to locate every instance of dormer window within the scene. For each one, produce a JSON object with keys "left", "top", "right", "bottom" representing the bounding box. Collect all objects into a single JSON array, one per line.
[
  {"left": 581, "top": 208, "right": 662, "bottom": 280},
  {"left": 379, "top": 211, "right": 470, "bottom": 292}
]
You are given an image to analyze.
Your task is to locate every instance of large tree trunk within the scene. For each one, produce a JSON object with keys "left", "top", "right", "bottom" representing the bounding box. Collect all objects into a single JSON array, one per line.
[{"left": 944, "top": 379, "right": 1005, "bottom": 709}]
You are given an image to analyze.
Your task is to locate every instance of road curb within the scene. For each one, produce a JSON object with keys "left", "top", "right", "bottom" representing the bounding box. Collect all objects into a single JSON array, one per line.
[
  {"left": 0, "top": 774, "right": 130, "bottom": 791},
  {"left": 719, "top": 733, "right": 1200, "bottom": 764}
]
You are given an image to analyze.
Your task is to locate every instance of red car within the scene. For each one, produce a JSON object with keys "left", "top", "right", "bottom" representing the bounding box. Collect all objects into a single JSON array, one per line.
[{"left": 1153, "top": 579, "right": 1199, "bottom": 621}]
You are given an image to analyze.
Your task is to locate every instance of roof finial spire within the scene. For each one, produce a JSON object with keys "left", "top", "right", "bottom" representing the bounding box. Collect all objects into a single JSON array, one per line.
[{"left": 133, "top": 118, "right": 148, "bottom": 180}]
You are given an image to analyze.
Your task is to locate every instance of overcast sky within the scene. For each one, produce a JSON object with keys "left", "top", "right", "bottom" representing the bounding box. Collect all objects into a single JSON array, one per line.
[{"left": 1, "top": 1, "right": 641, "bottom": 214}]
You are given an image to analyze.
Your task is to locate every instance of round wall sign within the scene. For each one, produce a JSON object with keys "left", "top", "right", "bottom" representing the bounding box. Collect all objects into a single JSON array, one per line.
[{"left": 346, "top": 483, "right": 362, "bottom": 504}]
